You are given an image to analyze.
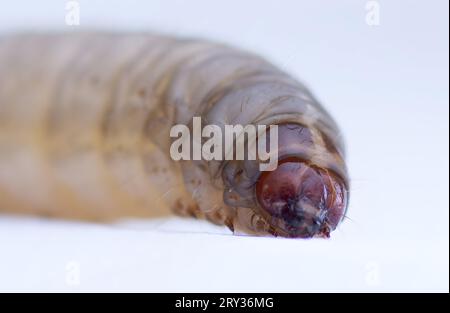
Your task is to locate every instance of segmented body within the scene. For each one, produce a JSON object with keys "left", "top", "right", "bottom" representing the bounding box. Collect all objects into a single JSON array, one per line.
[{"left": 0, "top": 33, "right": 348, "bottom": 237}]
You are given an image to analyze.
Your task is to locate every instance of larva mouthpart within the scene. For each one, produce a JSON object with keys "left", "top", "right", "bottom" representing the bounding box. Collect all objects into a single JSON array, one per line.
[{"left": 0, "top": 33, "right": 349, "bottom": 238}]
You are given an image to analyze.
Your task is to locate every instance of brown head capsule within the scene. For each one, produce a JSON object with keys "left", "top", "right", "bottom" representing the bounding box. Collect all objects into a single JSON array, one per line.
[
  {"left": 256, "top": 158, "right": 347, "bottom": 238},
  {"left": 254, "top": 124, "right": 348, "bottom": 238},
  {"left": 222, "top": 122, "right": 348, "bottom": 238}
]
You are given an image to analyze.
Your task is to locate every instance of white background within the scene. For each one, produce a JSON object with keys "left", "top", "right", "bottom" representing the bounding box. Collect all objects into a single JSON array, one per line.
[{"left": 0, "top": 0, "right": 448, "bottom": 292}]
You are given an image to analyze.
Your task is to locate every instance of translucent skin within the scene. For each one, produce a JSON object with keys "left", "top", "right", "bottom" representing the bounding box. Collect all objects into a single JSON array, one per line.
[{"left": 0, "top": 33, "right": 349, "bottom": 238}]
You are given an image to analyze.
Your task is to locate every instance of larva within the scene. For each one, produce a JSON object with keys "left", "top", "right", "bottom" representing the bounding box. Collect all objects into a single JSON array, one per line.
[{"left": 0, "top": 33, "right": 349, "bottom": 238}]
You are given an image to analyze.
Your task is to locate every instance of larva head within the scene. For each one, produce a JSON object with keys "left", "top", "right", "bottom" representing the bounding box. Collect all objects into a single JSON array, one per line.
[
  {"left": 255, "top": 158, "right": 347, "bottom": 238},
  {"left": 254, "top": 124, "right": 348, "bottom": 238},
  {"left": 222, "top": 123, "right": 348, "bottom": 238}
]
